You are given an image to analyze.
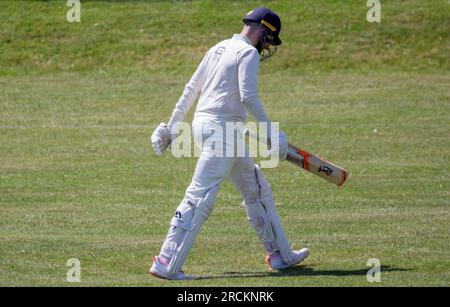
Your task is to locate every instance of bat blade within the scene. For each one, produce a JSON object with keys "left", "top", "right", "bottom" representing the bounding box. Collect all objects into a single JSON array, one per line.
[
  {"left": 243, "top": 129, "right": 349, "bottom": 187},
  {"left": 287, "top": 144, "right": 349, "bottom": 187}
]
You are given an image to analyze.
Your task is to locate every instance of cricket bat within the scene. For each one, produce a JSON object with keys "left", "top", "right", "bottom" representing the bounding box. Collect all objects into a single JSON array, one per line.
[{"left": 245, "top": 129, "right": 349, "bottom": 187}]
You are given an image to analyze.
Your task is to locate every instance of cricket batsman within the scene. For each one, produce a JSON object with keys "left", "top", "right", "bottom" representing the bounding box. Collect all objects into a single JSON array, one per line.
[{"left": 149, "top": 7, "right": 309, "bottom": 280}]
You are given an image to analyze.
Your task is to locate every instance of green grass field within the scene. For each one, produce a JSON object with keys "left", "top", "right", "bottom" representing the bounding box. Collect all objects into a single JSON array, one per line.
[{"left": 0, "top": 0, "right": 449, "bottom": 287}]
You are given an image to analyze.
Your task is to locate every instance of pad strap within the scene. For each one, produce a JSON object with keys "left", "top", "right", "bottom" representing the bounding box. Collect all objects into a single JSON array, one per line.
[{"left": 170, "top": 217, "right": 194, "bottom": 231}]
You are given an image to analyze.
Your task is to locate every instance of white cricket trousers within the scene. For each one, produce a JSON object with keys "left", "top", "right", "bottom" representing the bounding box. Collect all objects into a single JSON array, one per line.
[
  {"left": 187, "top": 118, "right": 261, "bottom": 205},
  {"left": 159, "top": 118, "right": 262, "bottom": 267}
]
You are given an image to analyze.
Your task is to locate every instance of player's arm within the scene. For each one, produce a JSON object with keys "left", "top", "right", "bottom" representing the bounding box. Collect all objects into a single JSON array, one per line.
[
  {"left": 237, "top": 48, "right": 288, "bottom": 160},
  {"left": 151, "top": 53, "right": 208, "bottom": 155},
  {"left": 238, "top": 49, "right": 270, "bottom": 122},
  {"left": 167, "top": 53, "right": 208, "bottom": 129}
]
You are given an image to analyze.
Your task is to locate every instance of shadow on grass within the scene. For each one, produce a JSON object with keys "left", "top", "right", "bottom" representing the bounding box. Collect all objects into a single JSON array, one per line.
[{"left": 195, "top": 265, "right": 410, "bottom": 280}]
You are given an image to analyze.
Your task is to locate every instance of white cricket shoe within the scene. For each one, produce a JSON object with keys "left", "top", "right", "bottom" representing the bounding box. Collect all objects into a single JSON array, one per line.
[
  {"left": 265, "top": 248, "right": 310, "bottom": 270},
  {"left": 149, "top": 256, "right": 194, "bottom": 280}
]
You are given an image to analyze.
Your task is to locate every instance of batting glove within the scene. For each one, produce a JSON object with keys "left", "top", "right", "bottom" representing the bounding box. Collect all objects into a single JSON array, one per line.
[
  {"left": 151, "top": 122, "right": 172, "bottom": 155},
  {"left": 267, "top": 130, "right": 288, "bottom": 161}
]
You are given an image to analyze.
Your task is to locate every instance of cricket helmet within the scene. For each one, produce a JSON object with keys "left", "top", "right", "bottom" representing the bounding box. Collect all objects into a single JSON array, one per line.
[{"left": 243, "top": 7, "right": 282, "bottom": 46}]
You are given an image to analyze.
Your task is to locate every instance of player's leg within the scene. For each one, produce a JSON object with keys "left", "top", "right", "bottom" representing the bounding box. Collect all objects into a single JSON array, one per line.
[
  {"left": 228, "top": 156, "right": 309, "bottom": 269},
  {"left": 150, "top": 156, "right": 235, "bottom": 279},
  {"left": 150, "top": 120, "right": 236, "bottom": 280}
]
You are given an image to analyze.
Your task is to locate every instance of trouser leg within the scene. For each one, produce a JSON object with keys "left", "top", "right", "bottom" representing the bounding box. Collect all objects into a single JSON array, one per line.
[{"left": 159, "top": 156, "right": 235, "bottom": 274}]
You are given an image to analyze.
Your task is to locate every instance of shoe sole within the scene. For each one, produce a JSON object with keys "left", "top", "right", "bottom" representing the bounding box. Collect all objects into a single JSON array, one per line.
[
  {"left": 149, "top": 267, "right": 195, "bottom": 281},
  {"left": 269, "top": 250, "right": 310, "bottom": 270},
  {"left": 149, "top": 269, "right": 169, "bottom": 280}
]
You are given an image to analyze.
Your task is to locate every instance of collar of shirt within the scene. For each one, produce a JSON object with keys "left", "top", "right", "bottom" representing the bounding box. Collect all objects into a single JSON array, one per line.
[{"left": 232, "top": 34, "right": 253, "bottom": 46}]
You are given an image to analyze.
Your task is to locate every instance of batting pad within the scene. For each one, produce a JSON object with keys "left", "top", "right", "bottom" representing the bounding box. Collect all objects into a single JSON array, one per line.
[
  {"left": 244, "top": 201, "right": 279, "bottom": 253},
  {"left": 167, "top": 185, "right": 219, "bottom": 274},
  {"left": 254, "top": 164, "right": 295, "bottom": 264}
]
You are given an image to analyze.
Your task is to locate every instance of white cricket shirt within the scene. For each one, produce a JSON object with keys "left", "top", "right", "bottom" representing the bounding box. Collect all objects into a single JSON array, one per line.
[{"left": 167, "top": 34, "right": 270, "bottom": 127}]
